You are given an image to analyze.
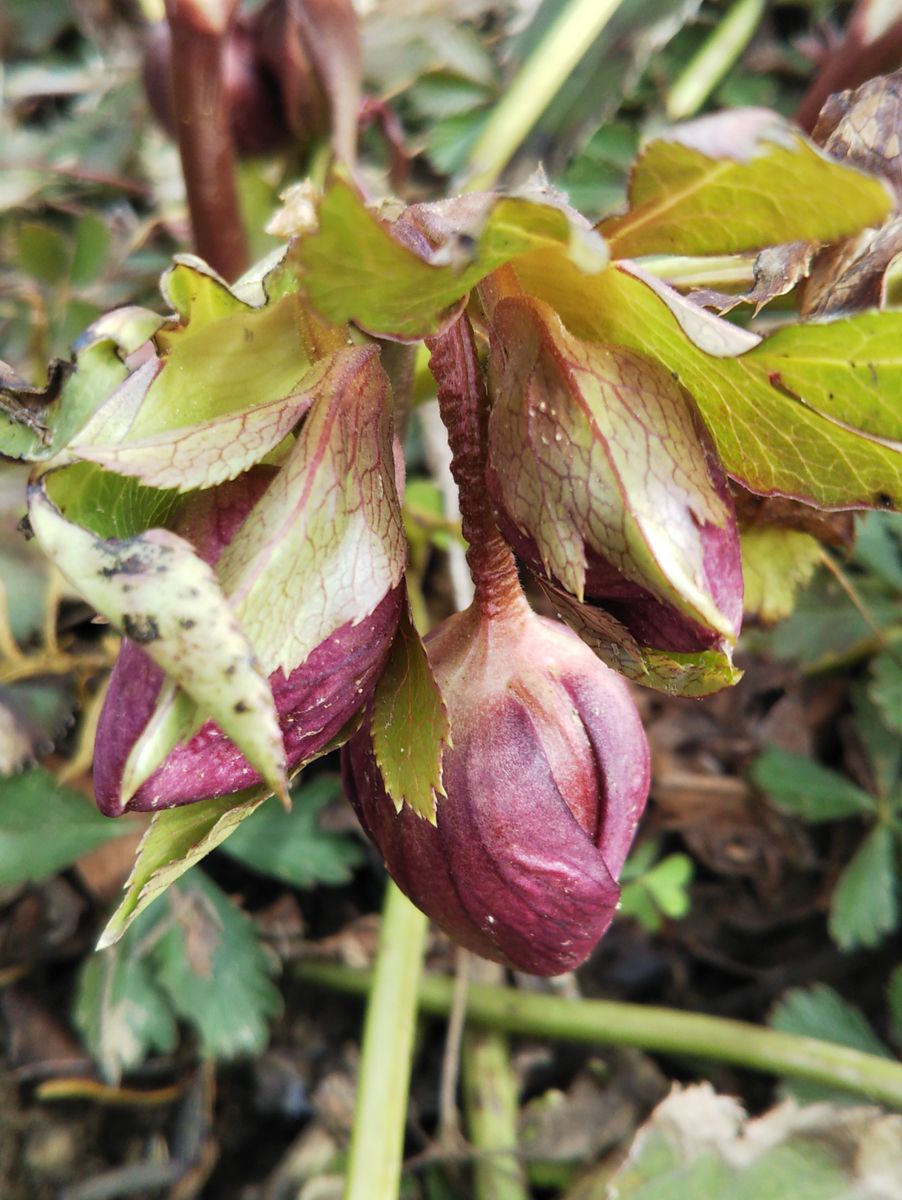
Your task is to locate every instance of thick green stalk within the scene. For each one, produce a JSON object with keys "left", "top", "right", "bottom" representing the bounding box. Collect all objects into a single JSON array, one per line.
[
  {"left": 343, "top": 882, "right": 429, "bottom": 1200},
  {"left": 667, "top": 0, "right": 766, "bottom": 121},
  {"left": 297, "top": 962, "right": 902, "bottom": 1111},
  {"left": 465, "top": 0, "right": 624, "bottom": 192},
  {"left": 462, "top": 960, "right": 528, "bottom": 1200}
]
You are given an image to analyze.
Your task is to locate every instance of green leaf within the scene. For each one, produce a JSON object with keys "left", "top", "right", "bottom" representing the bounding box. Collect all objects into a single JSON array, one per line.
[
  {"left": 512, "top": 257, "right": 902, "bottom": 510},
  {"left": 75, "top": 905, "right": 178, "bottom": 1084},
  {"left": 759, "top": 575, "right": 899, "bottom": 669},
  {"left": 28, "top": 477, "right": 287, "bottom": 811},
  {"left": 489, "top": 294, "right": 737, "bottom": 637},
  {"left": 149, "top": 870, "right": 281, "bottom": 1060},
  {"left": 769, "top": 983, "right": 892, "bottom": 1105},
  {"left": 298, "top": 175, "right": 607, "bottom": 339},
  {"left": 98, "top": 789, "right": 268, "bottom": 947},
  {"left": 599, "top": 111, "right": 893, "bottom": 258},
  {"left": 829, "top": 824, "right": 900, "bottom": 951},
  {"left": 216, "top": 347, "right": 406, "bottom": 678},
  {"left": 370, "top": 605, "right": 449, "bottom": 822},
  {"left": 852, "top": 684, "right": 902, "bottom": 800},
  {"left": 220, "top": 775, "right": 364, "bottom": 888},
  {"left": 0, "top": 768, "right": 126, "bottom": 885},
  {"left": 620, "top": 847, "right": 694, "bottom": 933},
  {"left": 740, "top": 528, "right": 822, "bottom": 624},
  {"left": 16, "top": 221, "right": 70, "bottom": 284},
  {"left": 870, "top": 652, "right": 902, "bottom": 737},
  {"left": 43, "top": 462, "right": 181, "bottom": 540},
  {"left": 852, "top": 512, "right": 902, "bottom": 590},
  {"left": 70, "top": 212, "right": 111, "bottom": 287},
  {"left": 750, "top": 748, "right": 875, "bottom": 822}
]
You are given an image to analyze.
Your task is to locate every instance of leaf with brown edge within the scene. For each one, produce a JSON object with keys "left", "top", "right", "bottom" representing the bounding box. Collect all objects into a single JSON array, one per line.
[
  {"left": 27, "top": 475, "right": 288, "bottom": 813},
  {"left": 488, "top": 294, "right": 738, "bottom": 639},
  {"left": 599, "top": 109, "right": 893, "bottom": 259},
  {"left": 297, "top": 173, "right": 606, "bottom": 340},
  {"left": 215, "top": 346, "right": 406, "bottom": 678},
  {"left": 370, "top": 603, "right": 449, "bottom": 823},
  {"left": 509, "top": 253, "right": 902, "bottom": 510}
]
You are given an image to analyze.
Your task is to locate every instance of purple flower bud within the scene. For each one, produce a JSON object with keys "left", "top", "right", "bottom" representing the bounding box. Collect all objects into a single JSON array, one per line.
[
  {"left": 342, "top": 599, "right": 650, "bottom": 976},
  {"left": 94, "top": 470, "right": 402, "bottom": 814}
]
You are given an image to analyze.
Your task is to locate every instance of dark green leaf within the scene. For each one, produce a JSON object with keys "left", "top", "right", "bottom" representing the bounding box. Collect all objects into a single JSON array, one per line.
[
  {"left": 219, "top": 776, "right": 364, "bottom": 888},
  {"left": 870, "top": 652, "right": 902, "bottom": 737},
  {"left": 0, "top": 768, "right": 126, "bottom": 886},
  {"left": 851, "top": 685, "right": 902, "bottom": 800},
  {"left": 829, "top": 825, "right": 900, "bottom": 951},
  {"left": 750, "top": 748, "right": 875, "bottom": 822}
]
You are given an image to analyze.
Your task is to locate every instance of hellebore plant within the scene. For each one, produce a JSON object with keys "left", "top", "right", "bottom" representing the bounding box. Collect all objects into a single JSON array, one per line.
[{"left": 1, "top": 86, "right": 901, "bottom": 982}]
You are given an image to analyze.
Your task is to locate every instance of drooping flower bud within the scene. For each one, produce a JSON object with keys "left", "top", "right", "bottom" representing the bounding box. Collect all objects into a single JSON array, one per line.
[
  {"left": 94, "top": 469, "right": 403, "bottom": 814},
  {"left": 343, "top": 597, "right": 649, "bottom": 975}
]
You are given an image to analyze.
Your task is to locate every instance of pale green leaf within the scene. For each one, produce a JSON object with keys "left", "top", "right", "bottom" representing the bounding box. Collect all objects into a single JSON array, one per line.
[
  {"left": 0, "top": 768, "right": 126, "bottom": 886},
  {"left": 216, "top": 347, "right": 406, "bottom": 677},
  {"left": 600, "top": 111, "right": 893, "bottom": 258},
  {"left": 75, "top": 906, "right": 178, "bottom": 1084},
  {"left": 370, "top": 605, "right": 449, "bottom": 822},
  {"left": 750, "top": 748, "right": 875, "bottom": 822},
  {"left": 829, "top": 825, "right": 899, "bottom": 950},
  {"left": 150, "top": 870, "right": 281, "bottom": 1060},
  {"left": 605, "top": 1084, "right": 902, "bottom": 1200},
  {"left": 220, "top": 775, "right": 364, "bottom": 888},
  {"left": 740, "top": 528, "right": 822, "bottom": 624},
  {"left": 489, "top": 294, "right": 736, "bottom": 636},
  {"left": 511, "top": 255, "right": 902, "bottom": 509},
  {"left": 98, "top": 789, "right": 268, "bottom": 947},
  {"left": 298, "top": 175, "right": 607, "bottom": 339},
  {"left": 28, "top": 478, "right": 287, "bottom": 811}
]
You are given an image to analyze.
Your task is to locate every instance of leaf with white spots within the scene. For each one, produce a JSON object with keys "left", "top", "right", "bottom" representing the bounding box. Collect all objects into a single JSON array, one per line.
[{"left": 28, "top": 475, "right": 287, "bottom": 810}]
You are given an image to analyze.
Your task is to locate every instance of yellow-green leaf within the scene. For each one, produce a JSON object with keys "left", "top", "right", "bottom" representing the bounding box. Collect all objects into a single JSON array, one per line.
[{"left": 741, "top": 527, "right": 822, "bottom": 623}]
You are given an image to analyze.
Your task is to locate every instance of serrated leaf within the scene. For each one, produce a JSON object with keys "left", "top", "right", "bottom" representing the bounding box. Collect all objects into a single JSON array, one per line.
[
  {"left": 216, "top": 347, "right": 406, "bottom": 677},
  {"left": 870, "top": 652, "right": 902, "bottom": 737},
  {"left": 98, "top": 789, "right": 268, "bottom": 947},
  {"left": 600, "top": 109, "right": 893, "bottom": 258},
  {"left": 750, "top": 748, "right": 875, "bottom": 822},
  {"left": 41, "top": 461, "right": 181, "bottom": 539},
  {"left": 761, "top": 575, "right": 899, "bottom": 669},
  {"left": 75, "top": 905, "right": 178, "bottom": 1084},
  {"left": 28, "top": 478, "right": 287, "bottom": 811},
  {"left": 219, "top": 775, "right": 364, "bottom": 887},
  {"left": 852, "top": 512, "right": 902, "bottom": 590},
  {"left": 605, "top": 1084, "right": 902, "bottom": 1200},
  {"left": 370, "top": 605, "right": 449, "bottom": 822},
  {"left": 852, "top": 685, "right": 902, "bottom": 800},
  {"left": 0, "top": 768, "right": 126, "bottom": 885},
  {"left": 829, "top": 824, "right": 900, "bottom": 951},
  {"left": 297, "top": 175, "right": 607, "bottom": 339},
  {"left": 149, "top": 870, "right": 281, "bottom": 1060},
  {"left": 740, "top": 528, "right": 822, "bottom": 623},
  {"left": 769, "top": 983, "right": 892, "bottom": 1105},
  {"left": 512, "top": 256, "right": 902, "bottom": 509}
]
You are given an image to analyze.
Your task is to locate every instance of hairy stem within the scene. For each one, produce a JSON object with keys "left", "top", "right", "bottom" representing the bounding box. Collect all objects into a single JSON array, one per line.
[
  {"left": 295, "top": 962, "right": 902, "bottom": 1111},
  {"left": 163, "top": 0, "right": 249, "bottom": 280},
  {"left": 343, "top": 881, "right": 429, "bottom": 1200},
  {"left": 464, "top": 0, "right": 624, "bottom": 192},
  {"left": 667, "top": 0, "right": 766, "bottom": 122},
  {"left": 426, "top": 316, "right": 524, "bottom": 619}
]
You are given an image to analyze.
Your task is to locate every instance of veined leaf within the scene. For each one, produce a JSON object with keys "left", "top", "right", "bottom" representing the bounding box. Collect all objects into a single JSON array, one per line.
[
  {"left": 829, "top": 824, "right": 900, "bottom": 951},
  {"left": 216, "top": 347, "right": 406, "bottom": 676},
  {"left": 28, "top": 477, "right": 287, "bottom": 812},
  {"left": 750, "top": 748, "right": 875, "bottom": 822},
  {"left": 740, "top": 528, "right": 822, "bottom": 623},
  {"left": 600, "top": 109, "right": 893, "bottom": 258},
  {"left": 98, "top": 789, "right": 268, "bottom": 947},
  {"left": 511, "top": 254, "right": 902, "bottom": 509},
  {"left": 370, "top": 604, "right": 449, "bottom": 822},
  {"left": 297, "top": 174, "right": 607, "bottom": 339}
]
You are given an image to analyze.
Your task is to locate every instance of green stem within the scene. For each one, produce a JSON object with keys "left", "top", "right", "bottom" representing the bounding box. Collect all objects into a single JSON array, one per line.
[
  {"left": 464, "top": 0, "right": 625, "bottom": 192},
  {"left": 667, "top": 0, "right": 766, "bottom": 122},
  {"left": 297, "top": 962, "right": 902, "bottom": 1111},
  {"left": 343, "top": 882, "right": 429, "bottom": 1200},
  {"left": 462, "top": 962, "right": 528, "bottom": 1200}
]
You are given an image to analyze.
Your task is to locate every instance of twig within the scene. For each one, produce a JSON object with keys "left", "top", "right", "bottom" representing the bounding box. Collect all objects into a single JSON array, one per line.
[
  {"left": 294, "top": 962, "right": 902, "bottom": 1110},
  {"left": 438, "top": 946, "right": 471, "bottom": 1144}
]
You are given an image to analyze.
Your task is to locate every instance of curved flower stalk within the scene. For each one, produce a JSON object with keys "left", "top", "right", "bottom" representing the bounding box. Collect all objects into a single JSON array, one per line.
[{"left": 343, "top": 315, "right": 650, "bottom": 975}]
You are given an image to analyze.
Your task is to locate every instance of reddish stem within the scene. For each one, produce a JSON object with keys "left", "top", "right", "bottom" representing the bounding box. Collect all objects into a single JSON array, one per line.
[
  {"left": 163, "top": 0, "right": 249, "bottom": 280},
  {"left": 426, "top": 316, "right": 524, "bottom": 619}
]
